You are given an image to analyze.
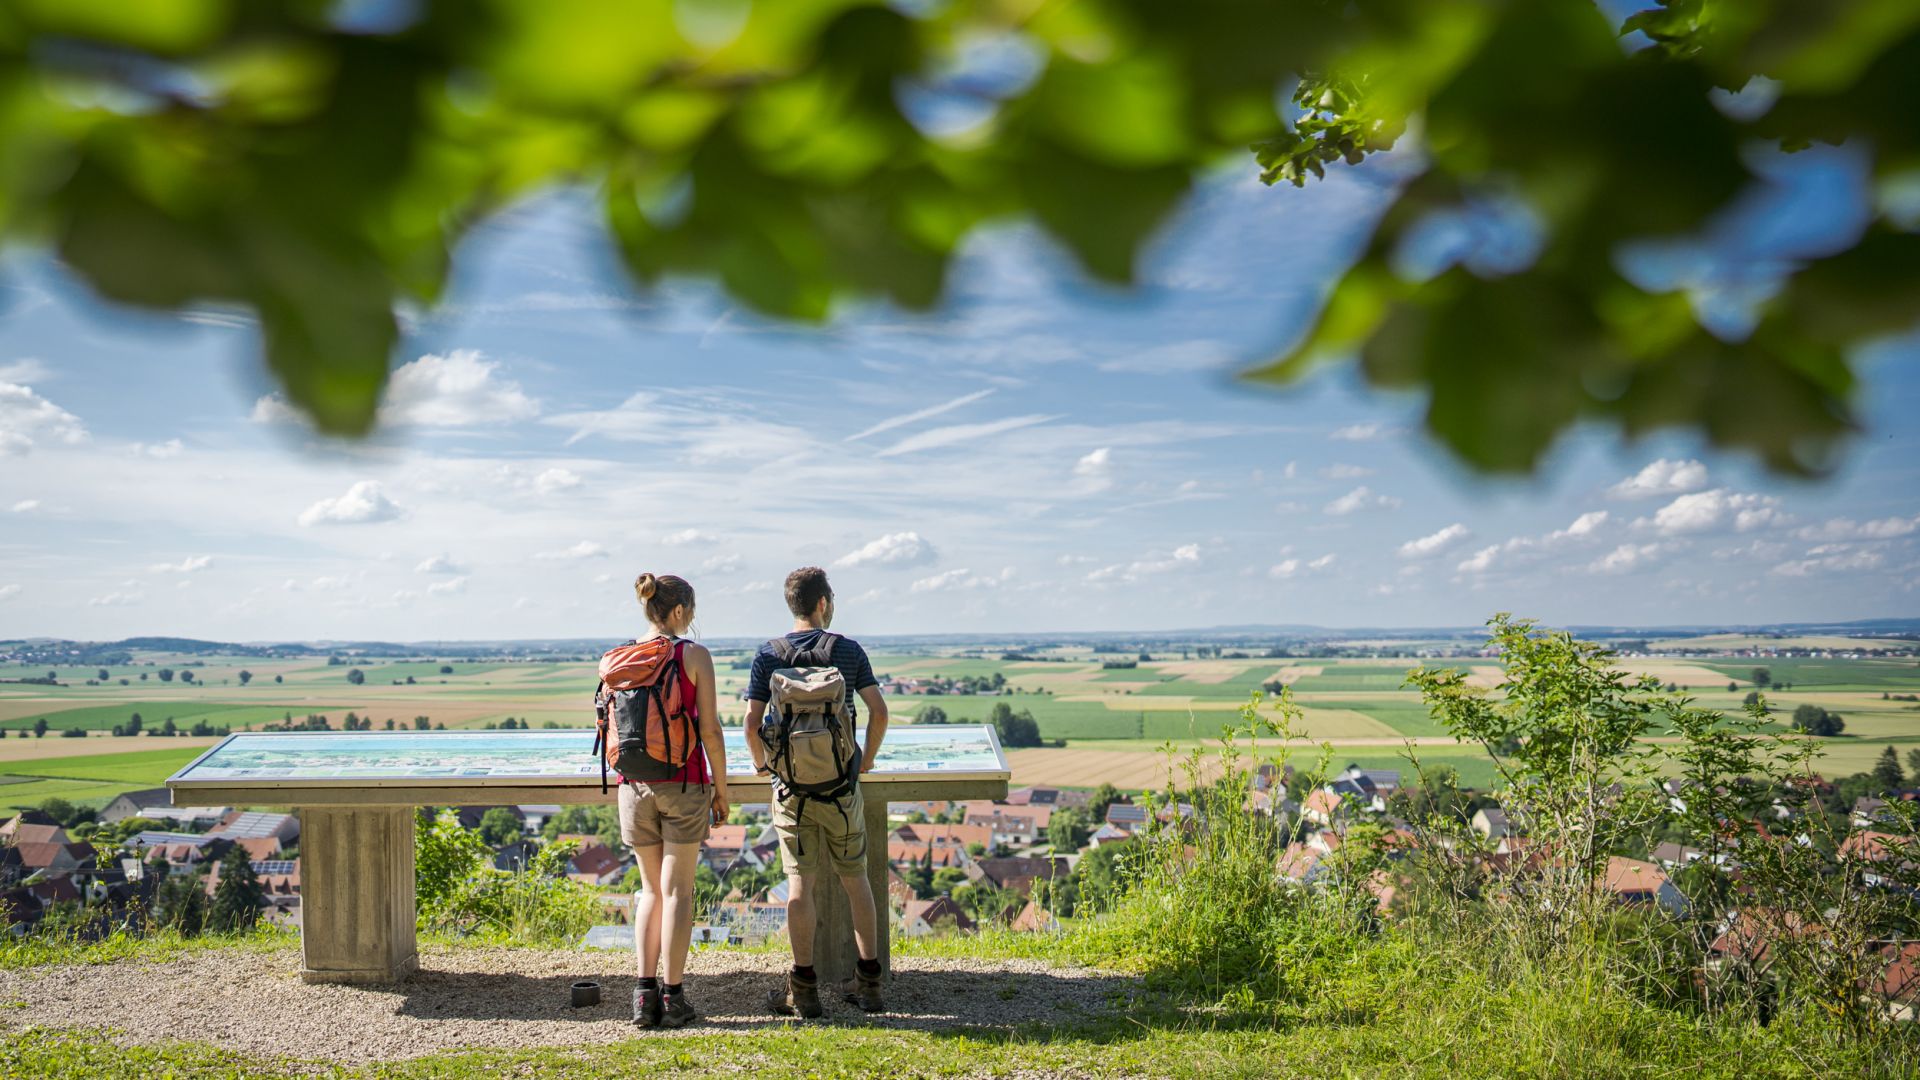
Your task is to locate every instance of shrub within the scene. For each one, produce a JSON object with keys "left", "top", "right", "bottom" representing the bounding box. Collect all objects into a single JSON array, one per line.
[{"left": 415, "top": 809, "right": 598, "bottom": 945}]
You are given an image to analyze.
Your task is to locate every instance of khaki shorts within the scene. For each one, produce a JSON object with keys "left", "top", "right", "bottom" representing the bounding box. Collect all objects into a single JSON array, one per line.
[
  {"left": 618, "top": 782, "right": 712, "bottom": 849},
  {"left": 772, "top": 784, "right": 867, "bottom": 878}
]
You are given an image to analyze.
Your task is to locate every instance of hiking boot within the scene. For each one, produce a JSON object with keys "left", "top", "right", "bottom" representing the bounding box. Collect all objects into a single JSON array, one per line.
[
  {"left": 633, "top": 985, "right": 663, "bottom": 1028},
  {"left": 661, "top": 988, "right": 698, "bottom": 1028},
  {"left": 768, "top": 970, "right": 824, "bottom": 1019},
  {"left": 843, "top": 968, "right": 886, "bottom": 1013}
]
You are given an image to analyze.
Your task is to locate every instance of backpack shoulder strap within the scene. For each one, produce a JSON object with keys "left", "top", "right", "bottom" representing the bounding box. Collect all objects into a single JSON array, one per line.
[
  {"left": 767, "top": 637, "right": 797, "bottom": 665},
  {"left": 801, "top": 632, "right": 840, "bottom": 668}
]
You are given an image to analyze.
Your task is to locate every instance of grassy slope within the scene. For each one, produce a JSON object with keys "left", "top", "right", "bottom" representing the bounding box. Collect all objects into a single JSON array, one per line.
[{"left": 0, "top": 934, "right": 1899, "bottom": 1079}]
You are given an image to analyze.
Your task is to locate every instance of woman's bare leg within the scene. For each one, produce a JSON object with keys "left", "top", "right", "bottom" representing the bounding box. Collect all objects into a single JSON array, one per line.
[
  {"left": 660, "top": 840, "right": 702, "bottom": 984},
  {"left": 632, "top": 842, "right": 665, "bottom": 978}
]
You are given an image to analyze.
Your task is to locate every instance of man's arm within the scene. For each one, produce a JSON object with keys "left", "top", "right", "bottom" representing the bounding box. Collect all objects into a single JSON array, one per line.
[
  {"left": 855, "top": 685, "right": 888, "bottom": 773},
  {"left": 743, "top": 700, "right": 769, "bottom": 772}
]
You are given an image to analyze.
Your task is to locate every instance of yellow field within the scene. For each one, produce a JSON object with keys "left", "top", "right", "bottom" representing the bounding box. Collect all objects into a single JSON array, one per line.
[{"left": 1005, "top": 747, "right": 1225, "bottom": 790}]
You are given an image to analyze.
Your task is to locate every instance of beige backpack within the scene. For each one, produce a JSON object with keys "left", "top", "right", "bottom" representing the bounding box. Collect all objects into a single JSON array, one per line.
[{"left": 760, "top": 633, "right": 859, "bottom": 800}]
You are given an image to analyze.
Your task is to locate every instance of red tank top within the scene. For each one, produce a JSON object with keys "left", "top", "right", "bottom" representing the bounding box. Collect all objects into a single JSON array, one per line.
[{"left": 619, "top": 638, "right": 710, "bottom": 786}]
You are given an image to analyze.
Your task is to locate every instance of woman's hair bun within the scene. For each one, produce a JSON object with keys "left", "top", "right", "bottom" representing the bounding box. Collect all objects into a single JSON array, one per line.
[{"left": 634, "top": 573, "right": 657, "bottom": 601}]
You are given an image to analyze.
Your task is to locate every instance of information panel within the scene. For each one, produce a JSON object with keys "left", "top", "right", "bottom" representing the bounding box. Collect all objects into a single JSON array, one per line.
[{"left": 167, "top": 725, "right": 1009, "bottom": 791}]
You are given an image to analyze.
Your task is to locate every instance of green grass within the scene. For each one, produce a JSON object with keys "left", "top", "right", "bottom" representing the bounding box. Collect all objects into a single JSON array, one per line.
[{"left": 0, "top": 923, "right": 295, "bottom": 971}]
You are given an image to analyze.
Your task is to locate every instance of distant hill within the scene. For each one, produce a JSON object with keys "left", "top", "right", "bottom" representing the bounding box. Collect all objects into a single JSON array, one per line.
[{"left": 2, "top": 617, "right": 1909, "bottom": 659}]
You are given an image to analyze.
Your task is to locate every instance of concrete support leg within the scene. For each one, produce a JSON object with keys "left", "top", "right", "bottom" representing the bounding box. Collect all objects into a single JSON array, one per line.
[
  {"left": 298, "top": 806, "right": 418, "bottom": 984},
  {"left": 864, "top": 797, "right": 892, "bottom": 979}
]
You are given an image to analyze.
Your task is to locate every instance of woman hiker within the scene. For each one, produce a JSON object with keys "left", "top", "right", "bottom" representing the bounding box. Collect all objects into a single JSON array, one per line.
[{"left": 603, "top": 573, "right": 730, "bottom": 1028}]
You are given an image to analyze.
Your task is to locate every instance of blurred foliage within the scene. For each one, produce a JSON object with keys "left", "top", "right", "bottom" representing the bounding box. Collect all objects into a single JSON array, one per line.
[{"left": 0, "top": 1, "right": 1914, "bottom": 471}]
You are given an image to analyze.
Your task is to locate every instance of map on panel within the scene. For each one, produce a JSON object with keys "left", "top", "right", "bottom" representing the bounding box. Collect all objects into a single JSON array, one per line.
[{"left": 167, "top": 725, "right": 1008, "bottom": 789}]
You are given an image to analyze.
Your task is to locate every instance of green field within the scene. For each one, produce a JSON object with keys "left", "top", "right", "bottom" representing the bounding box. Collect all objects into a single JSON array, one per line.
[
  {"left": 0, "top": 701, "right": 350, "bottom": 732},
  {"left": 1699, "top": 657, "right": 1920, "bottom": 691},
  {"left": 0, "top": 747, "right": 205, "bottom": 811},
  {"left": 1287, "top": 666, "right": 1424, "bottom": 692}
]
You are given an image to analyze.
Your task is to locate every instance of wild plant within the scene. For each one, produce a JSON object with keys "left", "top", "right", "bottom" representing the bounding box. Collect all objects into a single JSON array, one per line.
[{"left": 1409, "top": 614, "right": 1663, "bottom": 956}]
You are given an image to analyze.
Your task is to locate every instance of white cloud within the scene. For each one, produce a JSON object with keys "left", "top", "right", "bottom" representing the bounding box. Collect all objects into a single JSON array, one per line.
[
  {"left": 381, "top": 350, "right": 539, "bottom": 427},
  {"left": 87, "top": 590, "right": 143, "bottom": 607},
  {"left": 9, "top": 500, "right": 38, "bottom": 513},
  {"left": 310, "top": 575, "right": 352, "bottom": 592},
  {"left": 415, "top": 554, "right": 466, "bottom": 575},
  {"left": 837, "top": 531, "right": 937, "bottom": 569},
  {"left": 249, "top": 395, "right": 302, "bottom": 425},
  {"left": 1268, "top": 559, "right": 1300, "bottom": 579},
  {"left": 297, "top": 481, "right": 405, "bottom": 527},
  {"left": 533, "top": 468, "right": 583, "bottom": 496},
  {"left": 0, "top": 381, "right": 88, "bottom": 455},
  {"left": 1308, "top": 553, "right": 1336, "bottom": 571},
  {"left": 875, "top": 414, "right": 1058, "bottom": 457},
  {"left": 534, "top": 541, "right": 609, "bottom": 561},
  {"left": 1797, "top": 514, "right": 1920, "bottom": 542},
  {"left": 1609, "top": 458, "right": 1707, "bottom": 499},
  {"left": 1320, "top": 463, "right": 1375, "bottom": 480},
  {"left": 0, "top": 584, "right": 19, "bottom": 602},
  {"left": 1329, "top": 423, "right": 1383, "bottom": 442},
  {"left": 1398, "top": 523, "right": 1470, "bottom": 558},
  {"left": 130, "top": 439, "right": 184, "bottom": 459},
  {"left": 1647, "top": 489, "right": 1779, "bottom": 535},
  {"left": 1456, "top": 545, "right": 1501, "bottom": 575},
  {"left": 1088, "top": 543, "right": 1202, "bottom": 584},
  {"left": 427, "top": 576, "right": 469, "bottom": 596},
  {"left": 1074, "top": 447, "right": 1113, "bottom": 479},
  {"left": 1772, "top": 544, "right": 1886, "bottom": 577},
  {"left": 910, "top": 567, "right": 1013, "bottom": 593},
  {"left": 1589, "top": 543, "right": 1667, "bottom": 574},
  {"left": 700, "top": 553, "right": 743, "bottom": 574},
  {"left": 150, "top": 555, "right": 213, "bottom": 574},
  {"left": 661, "top": 529, "right": 718, "bottom": 547},
  {"left": 845, "top": 389, "right": 995, "bottom": 442},
  {"left": 1324, "top": 486, "right": 1401, "bottom": 516},
  {"left": 1549, "top": 510, "right": 1609, "bottom": 540}
]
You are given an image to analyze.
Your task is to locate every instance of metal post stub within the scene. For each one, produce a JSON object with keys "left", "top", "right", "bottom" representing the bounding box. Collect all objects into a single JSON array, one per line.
[{"left": 571, "top": 980, "right": 601, "bottom": 1007}]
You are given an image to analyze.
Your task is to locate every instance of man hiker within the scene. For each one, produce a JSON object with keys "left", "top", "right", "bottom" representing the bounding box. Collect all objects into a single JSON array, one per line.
[{"left": 743, "top": 566, "right": 890, "bottom": 1017}]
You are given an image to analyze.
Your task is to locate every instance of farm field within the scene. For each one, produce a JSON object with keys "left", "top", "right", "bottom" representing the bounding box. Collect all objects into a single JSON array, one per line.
[
  {"left": 0, "top": 746, "right": 206, "bottom": 812},
  {"left": 1, "top": 646, "right": 1915, "bottom": 807}
]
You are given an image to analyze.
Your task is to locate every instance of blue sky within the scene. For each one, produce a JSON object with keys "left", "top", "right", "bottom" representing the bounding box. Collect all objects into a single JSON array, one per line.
[{"left": 1, "top": 151, "right": 1916, "bottom": 642}]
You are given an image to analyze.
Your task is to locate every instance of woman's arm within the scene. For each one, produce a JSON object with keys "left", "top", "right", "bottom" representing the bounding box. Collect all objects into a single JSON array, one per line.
[{"left": 685, "top": 643, "right": 729, "bottom": 820}]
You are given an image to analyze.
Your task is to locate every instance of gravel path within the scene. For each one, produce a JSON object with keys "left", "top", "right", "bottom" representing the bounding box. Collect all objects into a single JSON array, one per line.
[{"left": 0, "top": 945, "right": 1140, "bottom": 1064}]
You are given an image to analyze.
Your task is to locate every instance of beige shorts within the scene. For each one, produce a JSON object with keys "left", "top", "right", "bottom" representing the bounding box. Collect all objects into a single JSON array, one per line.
[
  {"left": 772, "top": 784, "right": 867, "bottom": 878},
  {"left": 618, "top": 782, "right": 712, "bottom": 849}
]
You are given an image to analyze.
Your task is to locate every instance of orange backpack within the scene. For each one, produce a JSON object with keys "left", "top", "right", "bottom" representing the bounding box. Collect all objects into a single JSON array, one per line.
[{"left": 592, "top": 638, "right": 698, "bottom": 791}]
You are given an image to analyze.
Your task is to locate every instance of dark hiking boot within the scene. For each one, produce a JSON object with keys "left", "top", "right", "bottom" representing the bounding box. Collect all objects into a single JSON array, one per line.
[
  {"left": 844, "top": 968, "right": 886, "bottom": 1013},
  {"left": 661, "top": 989, "right": 698, "bottom": 1028},
  {"left": 634, "top": 985, "right": 663, "bottom": 1028},
  {"left": 768, "top": 970, "right": 824, "bottom": 1019}
]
